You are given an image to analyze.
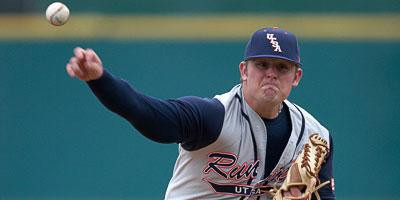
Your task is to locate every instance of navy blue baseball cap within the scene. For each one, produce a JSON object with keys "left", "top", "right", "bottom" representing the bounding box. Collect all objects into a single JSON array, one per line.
[{"left": 244, "top": 27, "right": 301, "bottom": 65}]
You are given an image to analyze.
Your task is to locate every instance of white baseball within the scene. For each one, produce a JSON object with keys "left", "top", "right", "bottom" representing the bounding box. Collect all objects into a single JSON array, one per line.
[{"left": 46, "top": 2, "right": 70, "bottom": 26}]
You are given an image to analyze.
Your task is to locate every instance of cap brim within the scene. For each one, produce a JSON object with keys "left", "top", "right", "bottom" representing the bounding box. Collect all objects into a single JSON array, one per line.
[{"left": 245, "top": 55, "right": 302, "bottom": 66}]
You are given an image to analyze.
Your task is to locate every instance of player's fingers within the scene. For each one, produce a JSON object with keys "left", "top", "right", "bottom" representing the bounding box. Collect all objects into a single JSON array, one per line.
[
  {"left": 70, "top": 56, "right": 88, "bottom": 73},
  {"left": 86, "top": 48, "right": 102, "bottom": 64},
  {"left": 70, "top": 61, "right": 85, "bottom": 78},
  {"left": 69, "top": 57, "right": 77, "bottom": 65},
  {"left": 74, "top": 47, "right": 86, "bottom": 61},
  {"left": 66, "top": 64, "right": 75, "bottom": 77}
]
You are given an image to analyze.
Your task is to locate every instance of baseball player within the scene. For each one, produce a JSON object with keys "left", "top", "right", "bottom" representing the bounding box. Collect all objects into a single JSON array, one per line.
[{"left": 66, "top": 27, "right": 335, "bottom": 200}]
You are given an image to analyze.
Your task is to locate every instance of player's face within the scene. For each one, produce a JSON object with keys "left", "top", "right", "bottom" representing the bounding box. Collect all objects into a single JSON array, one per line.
[{"left": 240, "top": 57, "right": 302, "bottom": 107}]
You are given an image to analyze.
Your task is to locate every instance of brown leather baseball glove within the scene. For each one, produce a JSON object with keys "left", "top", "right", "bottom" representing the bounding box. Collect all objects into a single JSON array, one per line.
[{"left": 273, "top": 134, "right": 330, "bottom": 200}]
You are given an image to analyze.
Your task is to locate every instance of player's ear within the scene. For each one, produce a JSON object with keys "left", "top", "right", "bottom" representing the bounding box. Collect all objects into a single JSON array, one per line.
[
  {"left": 292, "top": 67, "right": 303, "bottom": 87},
  {"left": 239, "top": 61, "right": 248, "bottom": 82}
]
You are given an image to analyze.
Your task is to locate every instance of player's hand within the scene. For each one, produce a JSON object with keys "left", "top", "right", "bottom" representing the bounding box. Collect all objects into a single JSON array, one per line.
[
  {"left": 283, "top": 186, "right": 306, "bottom": 199},
  {"left": 66, "top": 47, "right": 104, "bottom": 81}
]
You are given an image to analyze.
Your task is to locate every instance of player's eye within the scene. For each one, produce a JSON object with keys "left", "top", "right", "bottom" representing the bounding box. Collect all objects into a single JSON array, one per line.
[
  {"left": 255, "top": 61, "right": 269, "bottom": 69},
  {"left": 277, "top": 64, "right": 291, "bottom": 73}
]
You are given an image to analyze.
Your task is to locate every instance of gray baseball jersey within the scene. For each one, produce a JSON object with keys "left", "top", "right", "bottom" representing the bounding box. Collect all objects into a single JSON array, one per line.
[{"left": 165, "top": 85, "right": 330, "bottom": 199}]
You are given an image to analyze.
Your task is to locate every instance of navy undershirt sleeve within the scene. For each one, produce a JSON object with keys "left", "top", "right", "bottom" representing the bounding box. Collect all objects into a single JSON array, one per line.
[
  {"left": 314, "top": 134, "right": 335, "bottom": 200},
  {"left": 87, "top": 70, "right": 225, "bottom": 151}
]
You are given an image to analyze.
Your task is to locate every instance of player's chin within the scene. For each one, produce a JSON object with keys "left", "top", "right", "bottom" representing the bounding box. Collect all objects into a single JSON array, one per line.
[
  {"left": 262, "top": 88, "right": 279, "bottom": 98},
  {"left": 260, "top": 94, "right": 280, "bottom": 104},
  {"left": 261, "top": 91, "right": 286, "bottom": 104}
]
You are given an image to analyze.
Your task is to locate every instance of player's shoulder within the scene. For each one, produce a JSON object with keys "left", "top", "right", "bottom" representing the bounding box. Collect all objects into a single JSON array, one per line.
[{"left": 213, "top": 84, "right": 241, "bottom": 109}]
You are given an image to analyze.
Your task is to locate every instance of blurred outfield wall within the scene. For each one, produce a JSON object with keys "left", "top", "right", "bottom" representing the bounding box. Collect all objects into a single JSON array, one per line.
[
  {"left": 1, "top": 0, "right": 400, "bottom": 13},
  {"left": 1, "top": 1, "right": 400, "bottom": 200}
]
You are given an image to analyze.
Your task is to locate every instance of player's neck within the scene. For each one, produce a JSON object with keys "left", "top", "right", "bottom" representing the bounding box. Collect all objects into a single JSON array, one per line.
[
  {"left": 245, "top": 97, "right": 283, "bottom": 119},
  {"left": 257, "top": 103, "right": 283, "bottom": 119}
]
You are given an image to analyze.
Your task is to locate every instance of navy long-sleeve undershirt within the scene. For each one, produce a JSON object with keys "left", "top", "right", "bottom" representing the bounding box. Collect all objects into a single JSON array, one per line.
[{"left": 87, "top": 70, "right": 225, "bottom": 150}]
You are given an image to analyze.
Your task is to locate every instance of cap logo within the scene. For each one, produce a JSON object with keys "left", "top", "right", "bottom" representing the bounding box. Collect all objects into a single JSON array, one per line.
[{"left": 266, "top": 33, "right": 282, "bottom": 52}]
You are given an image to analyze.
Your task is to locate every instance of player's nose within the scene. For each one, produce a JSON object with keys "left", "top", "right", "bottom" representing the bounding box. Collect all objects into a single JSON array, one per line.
[{"left": 264, "top": 65, "right": 278, "bottom": 79}]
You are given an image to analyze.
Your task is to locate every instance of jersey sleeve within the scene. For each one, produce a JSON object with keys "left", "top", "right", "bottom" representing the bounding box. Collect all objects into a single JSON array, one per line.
[
  {"left": 86, "top": 70, "right": 225, "bottom": 150},
  {"left": 314, "top": 134, "right": 335, "bottom": 200}
]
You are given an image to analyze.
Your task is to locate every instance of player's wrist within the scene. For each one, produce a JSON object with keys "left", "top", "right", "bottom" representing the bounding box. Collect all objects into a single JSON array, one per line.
[{"left": 86, "top": 68, "right": 108, "bottom": 83}]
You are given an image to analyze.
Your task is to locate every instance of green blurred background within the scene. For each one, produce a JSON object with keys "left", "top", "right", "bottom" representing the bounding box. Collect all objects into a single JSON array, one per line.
[{"left": 1, "top": 0, "right": 400, "bottom": 200}]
